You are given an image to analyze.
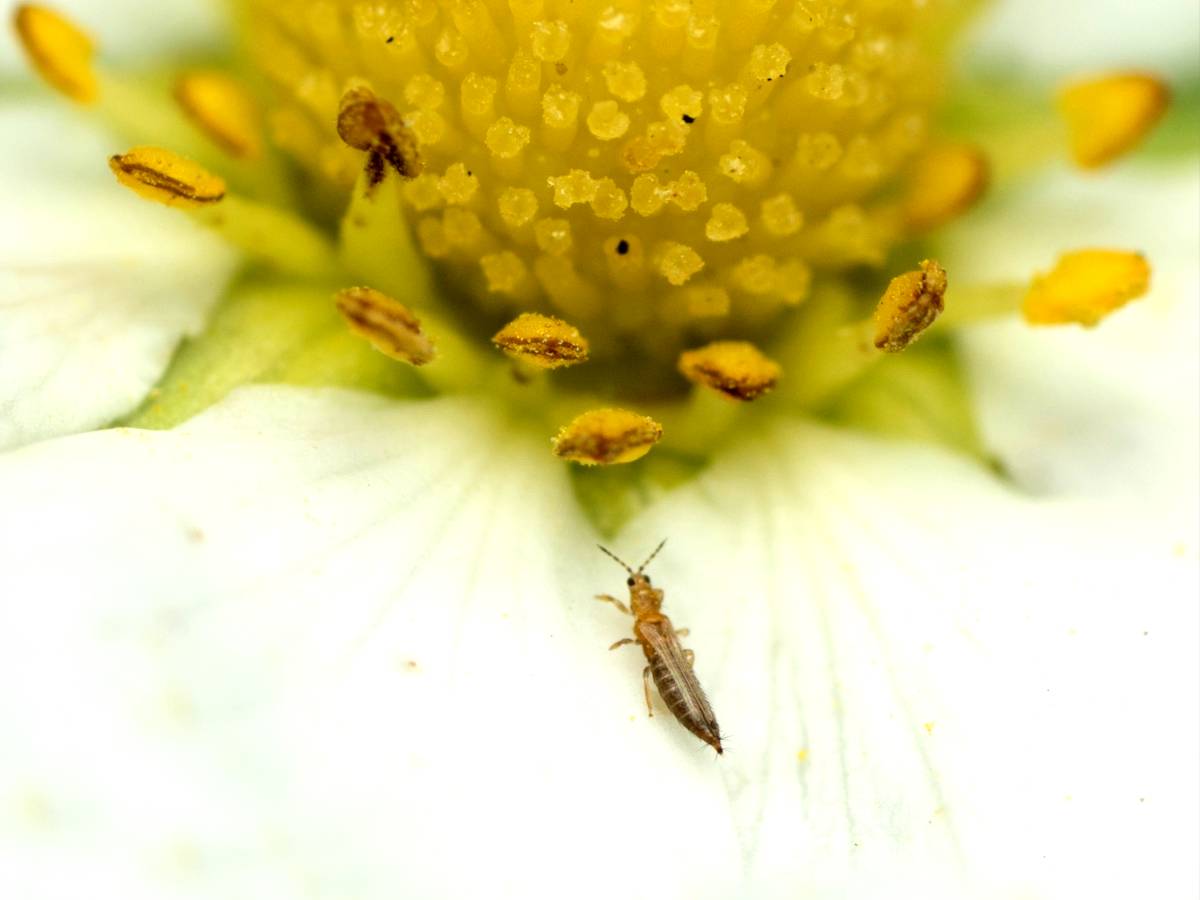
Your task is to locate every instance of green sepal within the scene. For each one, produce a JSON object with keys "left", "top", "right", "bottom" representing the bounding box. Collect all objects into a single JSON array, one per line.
[{"left": 123, "top": 271, "right": 429, "bottom": 430}]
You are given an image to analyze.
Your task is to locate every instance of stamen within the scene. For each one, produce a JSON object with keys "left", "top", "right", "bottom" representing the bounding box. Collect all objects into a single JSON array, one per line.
[
  {"left": 337, "top": 86, "right": 421, "bottom": 184},
  {"left": 175, "top": 71, "right": 264, "bottom": 159},
  {"left": 873, "top": 260, "right": 948, "bottom": 352},
  {"left": 552, "top": 408, "right": 664, "bottom": 465},
  {"left": 108, "top": 147, "right": 226, "bottom": 207},
  {"left": 13, "top": 4, "right": 97, "bottom": 103},
  {"left": 1023, "top": 250, "right": 1151, "bottom": 327},
  {"left": 110, "top": 146, "right": 337, "bottom": 276},
  {"left": 903, "top": 144, "right": 990, "bottom": 231},
  {"left": 492, "top": 313, "right": 590, "bottom": 369},
  {"left": 335, "top": 287, "right": 437, "bottom": 366},
  {"left": 678, "top": 341, "right": 782, "bottom": 401},
  {"left": 1060, "top": 72, "right": 1170, "bottom": 169}
]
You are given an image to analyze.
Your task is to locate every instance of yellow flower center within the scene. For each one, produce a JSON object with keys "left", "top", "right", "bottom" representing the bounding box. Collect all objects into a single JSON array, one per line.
[{"left": 243, "top": 0, "right": 956, "bottom": 382}]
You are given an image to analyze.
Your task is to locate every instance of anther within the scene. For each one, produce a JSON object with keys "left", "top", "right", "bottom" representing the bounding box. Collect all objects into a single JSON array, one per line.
[
  {"left": 175, "top": 71, "right": 263, "bottom": 159},
  {"left": 492, "top": 312, "right": 589, "bottom": 368},
  {"left": 108, "top": 147, "right": 226, "bottom": 207},
  {"left": 1060, "top": 72, "right": 1170, "bottom": 170},
  {"left": 334, "top": 286, "right": 437, "bottom": 365},
  {"left": 873, "top": 260, "right": 948, "bottom": 352},
  {"left": 1023, "top": 250, "right": 1150, "bottom": 327},
  {"left": 903, "top": 144, "right": 989, "bottom": 231},
  {"left": 552, "top": 409, "right": 663, "bottom": 465},
  {"left": 13, "top": 4, "right": 97, "bottom": 103},
  {"left": 678, "top": 341, "right": 782, "bottom": 401},
  {"left": 337, "top": 86, "right": 422, "bottom": 185}
]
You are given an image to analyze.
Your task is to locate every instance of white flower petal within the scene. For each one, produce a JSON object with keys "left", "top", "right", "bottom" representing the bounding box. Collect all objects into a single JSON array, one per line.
[
  {"left": 0, "top": 386, "right": 1194, "bottom": 898},
  {"left": 944, "top": 164, "right": 1199, "bottom": 515},
  {"left": 0, "top": 103, "right": 238, "bottom": 450},
  {"left": 965, "top": 0, "right": 1198, "bottom": 76},
  {"left": 622, "top": 419, "right": 1198, "bottom": 899},
  {"left": 0, "top": 386, "right": 742, "bottom": 899}
]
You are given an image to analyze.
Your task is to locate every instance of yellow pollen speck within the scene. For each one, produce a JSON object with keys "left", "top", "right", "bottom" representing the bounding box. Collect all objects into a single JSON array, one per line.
[
  {"left": 534, "top": 217, "right": 573, "bottom": 255},
  {"left": 175, "top": 71, "right": 263, "bottom": 159},
  {"left": 1060, "top": 72, "right": 1170, "bottom": 170},
  {"left": 1023, "top": 249, "right": 1151, "bottom": 327},
  {"left": 706, "top": 203, "right": 749, "bottom": 241},
  {"left": 903, "top": 143, "right": 989, "bottom": 231},
  {"left": 498, "top": 186, "right": 538, "bottom": 229},
  {"left": 666, "top": 171, "right": 707, "bottom": 211},
  {"left": 549, "top": 169, "right": 598, "bottom": 208},
  {"left": 873, "top": 259, "right": 948, "bottom": 352},
  {"left": 590, "top": 178, "right": 628, "bottom": 220},
  {"left": 631, "top": 174, "right": 666, "bottom": 216},
  {"left": 678, "top": 340, "right": 782, "bottom": 401},
  {"left": 796, "top": 748, "right": 809, "bottom": 763},
  {"left": 492, "top": 312, "right": 589, "bottom": 368},
  {"left": 654, "top": 242, "right": 705, "bottom": 286},
  {"left": 719, "top": 139, "right": 772, "bottom": 186},
  {"left": 108, "top": 146, "right": 226, "bottom": 208},
  {"left": 603, "top": 60, "right": 646, "bottom": 102},
  {"left": 761, "top": 193, "right": 804, "bottom": 237},
  {"left": 552, "top": 408, "right": 663, "bottom": 465},
  {"left": 587, "top": 100, "right": 631, "bottom": 140},
  {"left": 335, "top": 286, "right": 436, "bottom": 366},
  {"left": 481, "top": 251, "right": 529, "bottom": 294},
  {"left": 438, "top": 162, "right": 479, "bottom": 204},
  {"left": 531, "top": 19, "right": 571, "bottom": 62},
  {"left": 486, "top": 116, "right": 531, "bottom": 158},
  {"left": 923, "top": 722, "right": 935, "bottom": 735},
  {"left": 661, "top": 84, "right": 703, "bottom": 122},
  {"left": 13, "top": 4, "right": 97, "bottom": 103}
]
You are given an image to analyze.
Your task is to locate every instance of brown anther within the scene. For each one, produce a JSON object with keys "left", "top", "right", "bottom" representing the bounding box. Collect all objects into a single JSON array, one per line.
[
  {"left": 335, "top": 286, "right": 436, "bottom": 365},
  {"left": 873, "top": 260, "right": 948, "bottom": 353},
  {"left": 174, "top": 71, "right": 263, "bottom": 159},
  {"left": 13, "top": 4, "right": 97, "bottom": 103},
  {"left": 337, "top": 86, "right": 422, "bottom": 184},
  {"left": 552, "top": 409, "right": 663, "bottom": 465},
  {"left": 677, "top": 341, "right": 782, "bottom": 401},
  {"left": 491, "top": 312, "right": 589, "bottom": 369},
  {"left": 108, "top": 147, "right": 226, "bottom": 207}
]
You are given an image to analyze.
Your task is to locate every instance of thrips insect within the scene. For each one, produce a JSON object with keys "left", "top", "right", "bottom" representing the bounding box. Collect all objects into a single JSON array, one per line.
[{"left": 595, "top": 541, "right": 724, "bottom": 754}]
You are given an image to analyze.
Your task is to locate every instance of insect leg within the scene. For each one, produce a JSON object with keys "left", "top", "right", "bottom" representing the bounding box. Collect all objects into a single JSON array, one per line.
[
  {"left": 608, "top": 637, "right": 637, "bottom": 650},
  {"left": 683, "top": 649, "right": 695, "bottom": 668},
  {"left": 594, "top": 593, "right": 630, "bottom": 615},
  {"left": 674, "top": 627, "right": 690, "bottom": 638},
  {"left": 642, "top": 666, "right": 655, "bottom": 718}
]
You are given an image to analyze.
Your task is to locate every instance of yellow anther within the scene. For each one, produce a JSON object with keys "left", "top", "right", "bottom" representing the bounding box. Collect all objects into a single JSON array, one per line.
[
  {"left": 492, "top": 312, "right": 589, "bottom": 368},
  {"left": 1023, "top": 250, "right": 1150, "bottom": 327},
  {"left": 337, "top": 86, "right": 421, "bottom": 182},
  {"left": 334, "top": 286, "right": 437, "bottom": 365},
  {"left": 1060, "top": 72, "right": 1170, "bottom": 169},
  {"left": 660, "top": 85, "right": 703, "bottom": 123},
  {"left": 486, "top": 116, "right": 532, "bottom": 158},
  {"left": 665, "top": 171, "right": 707, "bottom": 211},
  {"left": 903, "top": 143, "right": 989, "bottom": 231},
  {"left": 498, "top": 186, "right": 538, "bottom": 229},
  {"left": 552, "top": 408, "right": 663, "bottom": 465},
  {"left": 761, "top": 193, "right": 804, "bottom": 237},
  {"left": 175, "top": 71, "right": 264, "bottom": 159},
  {"left": 13, "top": 4, "right": 97, "bottom": 103},
  {"left": 481, "top": 251, "right": 529, "bottom": 294},
  {"left": 677, "top": 341, "right": 782, "bottom": 401},
  {"left": 873, "top": 259, "right": 948, "bottom": 352},
  {"left": 108, "top": 146, "right": 226, "bottom": 208},
  {"left": 530, "top": 19, "right": 571, "bottom": 62},
  {"left": 438, "top": 162, "right": 479, "bottom": 204},
  {"left": 534, "top": 218, "right": 573, "bottom": 255}
]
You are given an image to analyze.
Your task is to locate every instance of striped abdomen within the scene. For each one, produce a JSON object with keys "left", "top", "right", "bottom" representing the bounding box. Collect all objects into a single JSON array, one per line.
[{"left": 637, "top": 617, "right": 723, "bottom": 753}]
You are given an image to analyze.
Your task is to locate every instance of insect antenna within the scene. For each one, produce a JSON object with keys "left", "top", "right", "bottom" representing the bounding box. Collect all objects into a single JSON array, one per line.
[
  {"left": 635, "top": 539, "right": 667, "bottom": 575},
  {"left": 597, "top": 544, "right": 634, "bottom": 576}
]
